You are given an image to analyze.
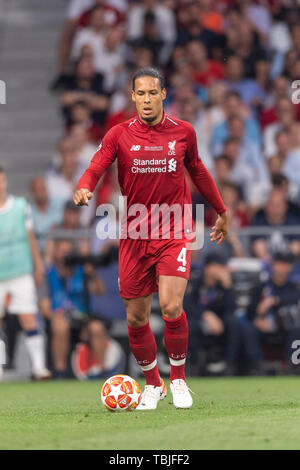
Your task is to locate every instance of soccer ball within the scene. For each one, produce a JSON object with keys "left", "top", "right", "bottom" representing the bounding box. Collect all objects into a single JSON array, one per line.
[{"left": 101, "top": 374, "right": 141, "bottom": 412}]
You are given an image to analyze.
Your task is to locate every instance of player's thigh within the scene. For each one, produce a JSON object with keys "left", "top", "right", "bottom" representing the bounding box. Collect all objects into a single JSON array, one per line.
[
  {"left": 123, "top": 294, "right": 153, "bottom": 328},
  {"left": 7, "top": 274, "right": 38, "bottom": 316},
  {"left": 156, "top": 239, "right": 190, "bottom": 318},
  {"left": 119, "top": 239, "right": 157, "bottom": 299},
  {"left": 18, "top": 313, "right": 39, "bottom": 331},
  {"left": 158, "top": 275, "right": 188, "bottom": 319}
]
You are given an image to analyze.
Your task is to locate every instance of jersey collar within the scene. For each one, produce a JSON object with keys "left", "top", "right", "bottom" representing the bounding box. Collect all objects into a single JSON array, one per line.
[{"left": 136, "top": 111, "right": 167, "bottom": 131}]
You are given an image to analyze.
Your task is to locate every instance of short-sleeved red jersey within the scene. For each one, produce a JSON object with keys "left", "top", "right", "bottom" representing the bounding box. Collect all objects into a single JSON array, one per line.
[{"left": 78, "top": 112, "right": 226, "bottom": 239}]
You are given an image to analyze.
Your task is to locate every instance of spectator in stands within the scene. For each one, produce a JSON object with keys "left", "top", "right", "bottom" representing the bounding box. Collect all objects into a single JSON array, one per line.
[
  {"left": 46, "top": 143, "right": 83, "bottom": 202},
  {"left": 127, "top": 46, "right": 155, "bottom": 74},
  {"left": 206, "top": 181, "right": 247, "bottom": 258},
  {"left": 184, "top": 253, "right": 242, "bottom": 375},
  {"left": 251, "top": 189, "right": 300, "bottom": 260},
  {"left": 60, "top": 57, "right": 109, "bottom": 125},
  {"left": 243, "top": 0, "right": 272, "bottom": 42},
  {"left": 127, "top": 0, "right": 176, "bottom": 64},
  {"left": 211, "top": 90, "right": 261, "bottom": 153},
  {"left": 45, "top": 200, "right": 90, "bottom": 264},
  {"left": 175, "top": 17, "right": 220, "bottom": 50},
  {"left": 220, "top": 136, "right": 270, "bottom": 208},
  {"left": 241, "top": 252, "right": 300, "bottom": 374},
  {"left": 260, "top": 76, "right": 290, "bottom": 127},
  {"left": 186, "top": 40, "right": 224, "bottom": 87},
  {"left": 47, "top": 142, "right": 95, "bottom": 228},
  {"left": 271, "top": 174, "right": 300, "bottom": 221},
  {"left": 263, "top": 96, "right": 297, "bottom": 159},
  {"left": 30, "top": 176, "right": 65, "bottom": 254},
  {"left": 269, "top": 178, "right": 300, "bottom": 269},
  {"left": 94, "top": 26, "right": 126, "bottom": 92},
  {"left": 106, "top": 81, "right": 137, "bottom": 129},
  {"left": 68, "top": 124, "right": 97, "bottom": 168},
  {"left": 130, "top": 11, "right": 164, "bottom": 65},
  {"left": 213, "top": 155, "right": 233, "bottom": 190},
  {"left": 67, "top": 100, "right": 104, "bottom": 143},
  {"left": 268, "top": 129, "right": 291, "bottom": 177},
  {"left": 177, "top": 97, "right": 213, "bottom": 171},
  {"left": 206, "top": 181, "right": 249, "bottom": 229},
  {"left": 198, "top": 0, "right": 226, "bottom": 35},
  {"left": 51, "top": 136, "right": 77, "bottom": 173},
  {"left": 282, "top": 140, "right": 300, "bottom": 196},
  {"left": 77, "top": 0, "right": 124, "bottom": 29},
  {"left": 45, "top": 238, "right": 106, "bottom": 378},
  {"left": 291, "top": 24, "right": 300, "bottom": 57},
  {"left": 224, "top": 54, "right": 266, "bottom": 106},
  {"left": 165, "top": 77, "right": 199, "bottom": 117},
  {"left": 71, "top": 6, "right": 108, "bottom": 64},
  {"left": 288, "top": 121, "right": 300, "bottom": 152}
]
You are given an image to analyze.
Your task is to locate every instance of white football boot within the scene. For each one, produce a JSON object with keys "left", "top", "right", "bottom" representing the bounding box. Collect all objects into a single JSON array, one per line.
[
  {"left": 136, "top": 379, "right": 167, "bottom": 410},
  {"left": 170, "top": 379, "right": 193, "bottom": 409},
  {"left": 32, "top": 368, "right": 52, "bottom": 381}
]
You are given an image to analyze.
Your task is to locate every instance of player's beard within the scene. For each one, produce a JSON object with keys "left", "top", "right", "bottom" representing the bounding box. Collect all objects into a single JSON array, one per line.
[{"left": 142, "top": 114, "right": 158, "bottom": 123}]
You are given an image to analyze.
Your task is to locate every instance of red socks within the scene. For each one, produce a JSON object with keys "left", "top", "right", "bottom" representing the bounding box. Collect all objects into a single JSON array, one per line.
[
  {"left": 127, "top": 311, "right": 188, "bottom": 385},
  {"left": 127, "top": 322, "right": 161, "bottom": 387},
  {"left": 163, "top": 310, "right": 188, "bottom": 382}
]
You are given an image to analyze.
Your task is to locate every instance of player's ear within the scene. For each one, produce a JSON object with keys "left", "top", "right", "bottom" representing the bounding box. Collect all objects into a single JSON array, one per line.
[
  {"left": 131, "top": 90, "right": 136, "bottom": 103},
  {"left": 162, "top": 88, "right": 167, "bottom": 101}
]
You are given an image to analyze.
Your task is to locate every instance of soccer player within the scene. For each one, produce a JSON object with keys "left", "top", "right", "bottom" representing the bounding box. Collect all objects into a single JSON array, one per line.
[
  {"left": 74, "top": 68, "right": 228, "bottom": 409},
  {"left": 0, "top": 166, "right": 51, "bottom": 380}
]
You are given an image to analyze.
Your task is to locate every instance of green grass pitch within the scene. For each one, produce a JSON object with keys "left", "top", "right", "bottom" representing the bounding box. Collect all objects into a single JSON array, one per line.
[{"left": 1, "top": 377, "right": 300, "bottom": 450}]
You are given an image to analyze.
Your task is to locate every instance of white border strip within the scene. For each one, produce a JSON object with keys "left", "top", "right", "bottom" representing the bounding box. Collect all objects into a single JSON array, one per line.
[
  {"left": 169, "top": 357, "right": 186, "bottom": 366},
  {"left": 140, "top": 359, "right": 157, "bottom": 371}
]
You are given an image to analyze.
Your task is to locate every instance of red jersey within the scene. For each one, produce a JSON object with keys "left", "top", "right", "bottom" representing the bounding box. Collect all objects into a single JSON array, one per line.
[{"left": 78, "top": 112, "right": 226, "bottom": 239}]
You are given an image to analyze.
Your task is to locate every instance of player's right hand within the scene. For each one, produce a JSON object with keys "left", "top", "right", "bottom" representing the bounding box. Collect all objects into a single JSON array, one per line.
[{"left": 73, "top": 188, "right": 93, "bottom": 206}]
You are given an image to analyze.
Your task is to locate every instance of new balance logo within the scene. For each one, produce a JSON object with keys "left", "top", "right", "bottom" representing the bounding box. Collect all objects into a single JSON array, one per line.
[
  {"left": 168, "top": 158, "right": 177, "bottom": 172},
  {"left": 130, "top": 145, "right": 141, "bottom": 151},
  {"left": 177, "top": 266, "right": 186, "bottom": 272}
]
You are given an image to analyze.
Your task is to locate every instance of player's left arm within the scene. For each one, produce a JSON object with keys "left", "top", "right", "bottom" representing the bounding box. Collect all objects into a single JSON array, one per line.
[
  {"left": 184, "top": 125, "right": 228, "bottom": 245},
  {"left": 25, "top": 203, "right": 44, "bottom": 285}
]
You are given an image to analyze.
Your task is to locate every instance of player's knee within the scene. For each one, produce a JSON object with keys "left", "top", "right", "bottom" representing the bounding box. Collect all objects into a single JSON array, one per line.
[
  {"left": 160, "top": 299, "right": 182, "bottom": 319},
  {"left": 51, "top": 314, "right": 69, "bottom": 335},
  {"left": 126, "top": 310, "right": 148, "bottom": 328}
]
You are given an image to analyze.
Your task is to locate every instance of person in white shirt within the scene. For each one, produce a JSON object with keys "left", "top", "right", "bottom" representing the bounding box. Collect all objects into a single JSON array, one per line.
[
  {"left": 46, "top": 145, "right": 95, "bottom": 227},
  {"left": 71, "top": 6, "right": 108, "bottom": 65},
  {"left": 68, "top": 124, "right": 97, "bottom": 168},
  {"left": 54, "top": 0, "right": 127, "bottom": 77},
  {"left": 263, "top": 96, "right": 298, "bottom": 159}
]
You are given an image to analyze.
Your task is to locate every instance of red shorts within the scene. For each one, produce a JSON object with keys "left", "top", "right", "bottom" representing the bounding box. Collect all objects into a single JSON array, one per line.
[{"left": 118, "top": 238, "right": 191, "bottom": 299}]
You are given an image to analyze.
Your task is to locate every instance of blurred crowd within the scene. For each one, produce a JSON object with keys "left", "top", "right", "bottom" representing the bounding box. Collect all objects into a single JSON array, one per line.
[{"left": 2, "top": 0, "right": 300, "bottom": 379}]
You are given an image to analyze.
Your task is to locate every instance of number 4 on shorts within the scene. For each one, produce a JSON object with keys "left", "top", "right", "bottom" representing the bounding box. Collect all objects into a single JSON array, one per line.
[{"left": 177, "top": 247, "right": 187, "bottom": 266}]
